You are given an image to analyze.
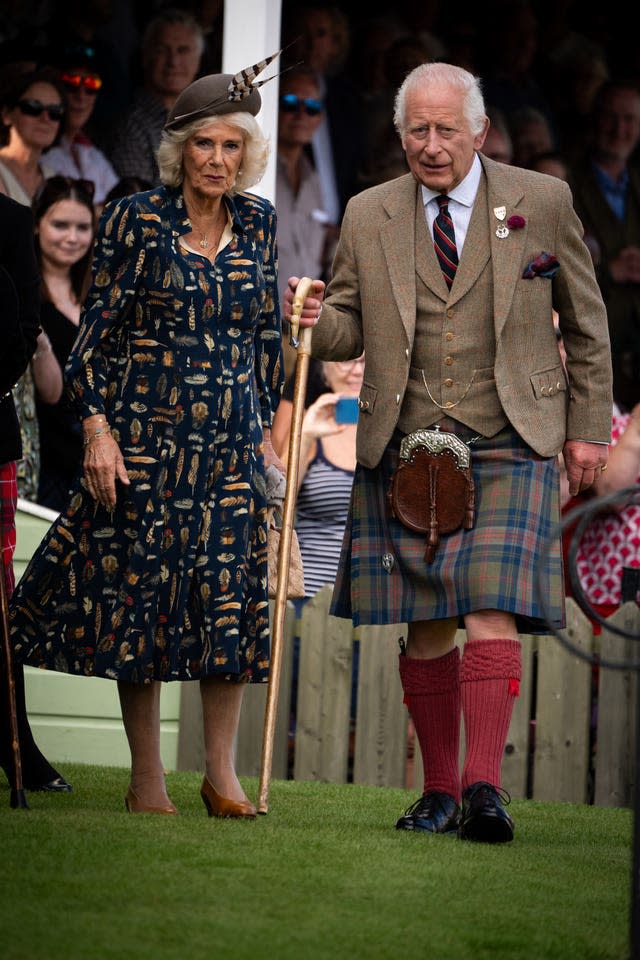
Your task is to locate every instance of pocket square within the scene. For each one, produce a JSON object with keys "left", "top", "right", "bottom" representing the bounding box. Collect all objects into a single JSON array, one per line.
[{"left": 522, "top": 251, "right": 560, "bottom": 279}]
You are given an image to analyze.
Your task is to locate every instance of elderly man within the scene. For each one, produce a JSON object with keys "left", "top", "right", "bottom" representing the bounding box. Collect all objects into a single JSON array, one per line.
[{"left": 284, "top": 61, "right": 612, "bottom": 844}]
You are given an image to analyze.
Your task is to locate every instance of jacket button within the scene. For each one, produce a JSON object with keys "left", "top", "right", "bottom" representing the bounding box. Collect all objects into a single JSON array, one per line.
[
  {"left": 444, "top": 356, "right": 453, "bottom": 365},
  {"left": 444, "top": 378, "right": 453, "bottom": 387}
]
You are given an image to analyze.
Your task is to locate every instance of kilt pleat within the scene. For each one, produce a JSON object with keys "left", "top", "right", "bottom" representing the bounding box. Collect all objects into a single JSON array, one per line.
[{"left": 331, "top": 427, "right": 565, "bottom": 634}]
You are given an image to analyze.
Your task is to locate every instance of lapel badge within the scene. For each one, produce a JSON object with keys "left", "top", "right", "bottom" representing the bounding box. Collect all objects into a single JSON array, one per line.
[
  {"left": 496, "top": 224, "right": 509, "bottom": 239},
  {"left": 493, "top": 205, "right": 506, "bottom": 221}
]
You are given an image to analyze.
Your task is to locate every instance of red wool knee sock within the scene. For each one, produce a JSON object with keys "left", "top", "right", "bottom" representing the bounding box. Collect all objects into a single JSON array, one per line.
[
  {"left": 460, "top": 638, "right": 522, "bottom": 791},
  {"left": 399, "top": 647, "right": 461, "bottom": 802}
]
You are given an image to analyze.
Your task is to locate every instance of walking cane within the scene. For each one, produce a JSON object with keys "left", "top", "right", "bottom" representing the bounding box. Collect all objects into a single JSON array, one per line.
[
  {"left": 0, "top": 529, "right": 28, "bottom": 809},
  {"left": 258, "top": 277, "right": 315, "bottom": 814}
]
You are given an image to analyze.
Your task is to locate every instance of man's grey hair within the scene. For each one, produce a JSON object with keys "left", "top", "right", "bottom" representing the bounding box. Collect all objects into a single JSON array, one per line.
[{"left": 393, "top": 61, "right": 486, "bottom": 137}]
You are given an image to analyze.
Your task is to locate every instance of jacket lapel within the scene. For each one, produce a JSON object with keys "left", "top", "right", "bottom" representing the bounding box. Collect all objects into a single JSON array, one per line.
[
  {"left": 481, "top": 157, "right": 528, "bottom": 337},
  {"left": 380, "top": 176, "right": 421, "bottom": 342}
]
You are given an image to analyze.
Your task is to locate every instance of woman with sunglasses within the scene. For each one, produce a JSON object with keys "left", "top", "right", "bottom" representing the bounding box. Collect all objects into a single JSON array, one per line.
[
  {"left": 32, "top": 176, "right": 95, "bottom": 511},
  {"left": 0, "top": 67, "right": 66, "bottom": 500},
  {"left": 43, "top": 52, "right": 118, "bottom": 207},
  {"left": 0, "top": 66, "right": 66, "bottom": 205}
]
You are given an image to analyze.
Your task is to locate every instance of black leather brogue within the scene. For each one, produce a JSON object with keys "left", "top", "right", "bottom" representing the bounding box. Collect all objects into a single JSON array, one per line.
[
  {"left": 458, "top": 781, "right": 514, "bottom": 843},
  {"left": 395, "top": 791, "right": 461, "bottom": 834}
]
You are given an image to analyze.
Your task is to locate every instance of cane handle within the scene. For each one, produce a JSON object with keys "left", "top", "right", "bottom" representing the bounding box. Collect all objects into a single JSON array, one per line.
[{"left": 289, "top": 276, "right": 315, "bottom": 348}]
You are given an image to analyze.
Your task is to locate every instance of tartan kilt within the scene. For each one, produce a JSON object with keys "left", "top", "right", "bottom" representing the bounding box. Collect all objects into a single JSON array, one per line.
[{"left": 331, "top": 425, "right": 565, "bottom": 634}]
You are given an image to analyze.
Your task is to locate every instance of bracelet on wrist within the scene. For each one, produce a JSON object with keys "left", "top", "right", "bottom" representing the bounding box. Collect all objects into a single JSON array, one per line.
[{"left": 83, "top": 424, "right": 111, "bottom": 446}]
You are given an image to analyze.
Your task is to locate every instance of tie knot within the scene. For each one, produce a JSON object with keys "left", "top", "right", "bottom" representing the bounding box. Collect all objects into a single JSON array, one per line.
[{"left": 436, "top": 195, "right": 450, "bottom": 212}]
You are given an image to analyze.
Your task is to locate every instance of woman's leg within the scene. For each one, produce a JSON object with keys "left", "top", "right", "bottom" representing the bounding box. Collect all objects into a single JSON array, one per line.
[
  {"left": 117, "top": 679, "right": 174, "bottom": 810},
  {"left": 200, "top": 676, "right": 249, "bottom": 802}
]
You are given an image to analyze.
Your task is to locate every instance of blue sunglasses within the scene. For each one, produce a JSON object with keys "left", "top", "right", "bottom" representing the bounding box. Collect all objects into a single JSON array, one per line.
[{"left": 280, "top": 93, "right": 323, "bottom": 117}]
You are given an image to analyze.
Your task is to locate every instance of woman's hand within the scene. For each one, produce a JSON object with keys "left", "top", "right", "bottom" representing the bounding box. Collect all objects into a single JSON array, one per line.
[
  {"left": 82, "top": 415, "right": 129, "bottom": 511},
  {"left": 302, "top": 392, "right": 349, "bottom": 440}
]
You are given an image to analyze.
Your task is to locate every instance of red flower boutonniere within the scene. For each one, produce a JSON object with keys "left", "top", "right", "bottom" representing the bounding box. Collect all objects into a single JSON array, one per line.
[{"left": 507, "top": 215, "right": 526, "bottom": 229}]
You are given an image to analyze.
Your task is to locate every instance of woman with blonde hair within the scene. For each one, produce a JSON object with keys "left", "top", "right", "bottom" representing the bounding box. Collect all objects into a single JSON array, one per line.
[{"left": 10, "top": 62, "right": 285, "bottom": 817}]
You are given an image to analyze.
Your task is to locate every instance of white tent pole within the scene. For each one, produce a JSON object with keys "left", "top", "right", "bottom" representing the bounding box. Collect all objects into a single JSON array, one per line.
[{"left": 222, "top": 0, "right": 283, "bottom": 203}]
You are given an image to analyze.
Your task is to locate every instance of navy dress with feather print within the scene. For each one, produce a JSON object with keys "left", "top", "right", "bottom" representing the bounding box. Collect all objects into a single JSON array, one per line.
[{"left": 9, "top": 186, "right": 284, "bottom": 684}]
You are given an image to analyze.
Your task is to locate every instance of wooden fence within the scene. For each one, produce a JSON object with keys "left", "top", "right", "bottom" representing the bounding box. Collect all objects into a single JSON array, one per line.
[{"left": 177, "top": 587, "right": 639, "bottom": 808}]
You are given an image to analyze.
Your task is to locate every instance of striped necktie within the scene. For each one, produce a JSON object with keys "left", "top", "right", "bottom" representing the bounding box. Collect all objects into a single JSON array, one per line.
[{"left": 433, "top": 195, "right": 458, "bottom": 289}]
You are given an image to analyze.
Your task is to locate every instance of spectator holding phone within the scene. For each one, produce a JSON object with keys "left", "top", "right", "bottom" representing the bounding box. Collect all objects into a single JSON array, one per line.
[{"left": 274, "top": 354, "right": 364, "bottom": 598}]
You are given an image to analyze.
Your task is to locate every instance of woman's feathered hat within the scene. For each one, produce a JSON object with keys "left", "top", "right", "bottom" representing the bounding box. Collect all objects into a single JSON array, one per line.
[{"left": 164, "top": 49, "right": 282, "bottom": 131}]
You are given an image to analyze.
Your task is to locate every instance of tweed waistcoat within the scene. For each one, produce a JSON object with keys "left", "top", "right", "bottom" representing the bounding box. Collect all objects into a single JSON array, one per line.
[{"left": 397, "top": 180, "right": 509, "bottom": 437}]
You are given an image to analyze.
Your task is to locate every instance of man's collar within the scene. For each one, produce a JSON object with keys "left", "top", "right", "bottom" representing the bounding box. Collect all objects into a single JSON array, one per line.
[{"left": 421, "top": 153, "right": 482, "bottom": 207}]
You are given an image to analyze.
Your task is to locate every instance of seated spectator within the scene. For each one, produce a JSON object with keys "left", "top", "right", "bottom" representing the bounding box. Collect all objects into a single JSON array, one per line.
[
  {"left": 107, "top": 8, "right": 204, "bottom": 184},
  {"left": 482, "top": 106, "right": 514, "bottom": 164},
  {"left": 273, "top": 355, "right": 364, "bottom": 599},
  {"left": 509, "top": 105, "right": 556, "bottom": 169},
  {"left": 568, "top": 80, "right": 640, "bottom": 411},
  {"left": 180, "top": 0, "right": 223, "bottom": 76},
  {"left": 42, "top": 45, "right": 118, "bottom": 206},
  {"left": 0, "top": 65, "right": 65, "bottom": 204},
  {"left": 357, "top": 32, "right": 434, "bottom": 189},
  {"left": 36, "top": 0, "right": 132, "bottom": 146},
  {"left": 478, "top": 0, "right": 557, "bottom": 140},
  {"left": 282, "top": 2, "right": 363, "bottom": 226},
  {"left": 32, "top": 176, "right": 95, "bottom": 511},
  {"left": 528, "top": 150, "right": 569, "bottom": 182},
  {"left": 275, "top": 66, "right": 330, "bottom": 382},
  {"left": 543, "top": 32, "right": 609, "bottom": 166}
]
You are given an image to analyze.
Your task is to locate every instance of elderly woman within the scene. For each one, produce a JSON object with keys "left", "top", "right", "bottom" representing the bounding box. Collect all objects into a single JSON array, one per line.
[{"left": 9, "top": 64, "right": 286, "bottom": 817}]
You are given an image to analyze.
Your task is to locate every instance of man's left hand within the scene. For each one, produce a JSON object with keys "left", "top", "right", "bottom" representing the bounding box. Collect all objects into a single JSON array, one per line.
[{"left": 562, "top": 439, "right": 609, "bottom": 497}]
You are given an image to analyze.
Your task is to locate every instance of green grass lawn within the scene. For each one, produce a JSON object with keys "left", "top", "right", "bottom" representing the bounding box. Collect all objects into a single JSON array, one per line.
[{"left": 0, "top": 764, "right": 632, "bottom": 960}]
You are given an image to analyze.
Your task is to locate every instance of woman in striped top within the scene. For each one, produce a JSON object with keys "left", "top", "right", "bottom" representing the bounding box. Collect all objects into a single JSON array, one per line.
[{"left": 274, "top": 354, "right": 365, "bottom": 598}]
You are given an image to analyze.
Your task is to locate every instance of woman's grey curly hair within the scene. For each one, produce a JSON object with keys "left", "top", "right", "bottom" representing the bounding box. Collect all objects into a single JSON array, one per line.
[{"left": 157, "top": 113, "right": 270, "bottom": 192}]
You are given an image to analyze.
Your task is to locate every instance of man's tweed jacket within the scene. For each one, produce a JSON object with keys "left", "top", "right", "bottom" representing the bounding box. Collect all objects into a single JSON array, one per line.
[{"left": 310, "top": 153, "right": 613, "bottom": 469}]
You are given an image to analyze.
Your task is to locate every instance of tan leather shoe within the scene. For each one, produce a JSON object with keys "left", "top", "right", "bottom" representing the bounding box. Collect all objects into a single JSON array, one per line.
[{"left": 200, "top": 775, "right": 257, "bottom": 819}]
